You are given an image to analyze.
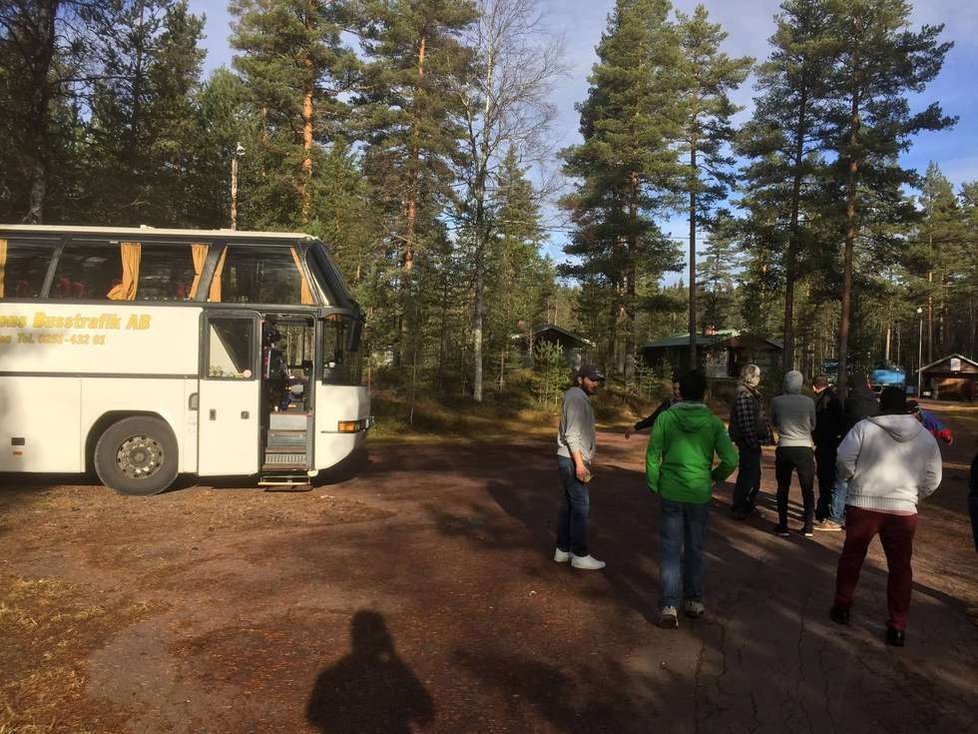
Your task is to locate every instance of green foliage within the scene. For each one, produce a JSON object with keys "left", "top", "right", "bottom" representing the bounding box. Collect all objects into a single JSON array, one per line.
[{"left": 533, "top": 341, "right": 567, "bottom": 409}]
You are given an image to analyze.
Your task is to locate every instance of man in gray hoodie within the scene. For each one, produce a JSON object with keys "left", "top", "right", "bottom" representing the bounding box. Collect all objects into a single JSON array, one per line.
[
  {"left": 829, "top": 387, "right": 942, "bottom": 646},
  {"left": 555, "top": 365, "right": 606, "bottom": 570},
  {"left": 771, "top": 370, "right": 817, "bottom": 537}
]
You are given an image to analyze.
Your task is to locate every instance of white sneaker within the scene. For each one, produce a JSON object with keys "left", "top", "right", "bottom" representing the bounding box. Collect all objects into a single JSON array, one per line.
[
  {"left": 570, "top": 554, "right": 606, "bottom": 570},
  {"left": 659, "top": 606, "right": 679, "bottom": 628},
  {"left": 683, "top": 600, "right": 705, "bottom": 618},
  {"left": 553, "top": 548, "right": 571, "bottom": 563}
]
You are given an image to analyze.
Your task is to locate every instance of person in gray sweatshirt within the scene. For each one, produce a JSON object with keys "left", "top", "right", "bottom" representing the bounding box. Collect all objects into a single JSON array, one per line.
[
  {"left": 555, "top": 365, "right": 606, "bottom": 570},
  {"left": 771, "top": 370, "right": 817, "bottom": 537}
]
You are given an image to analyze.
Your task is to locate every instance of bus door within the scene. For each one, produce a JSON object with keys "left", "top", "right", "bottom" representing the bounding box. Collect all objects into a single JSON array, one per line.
[{"left": 197, "top": 312, "right": 261, "bottom": 476}]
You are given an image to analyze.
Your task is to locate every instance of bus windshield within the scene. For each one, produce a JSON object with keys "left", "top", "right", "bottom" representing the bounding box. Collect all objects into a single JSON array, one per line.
[{"left": 321, "top": 313, "right": 362, "bottom": 385}]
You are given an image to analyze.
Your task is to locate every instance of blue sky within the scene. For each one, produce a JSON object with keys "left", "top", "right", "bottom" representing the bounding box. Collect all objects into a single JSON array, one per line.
[{"left": 187, "top": 0, "right": 978, "bottom": 277}]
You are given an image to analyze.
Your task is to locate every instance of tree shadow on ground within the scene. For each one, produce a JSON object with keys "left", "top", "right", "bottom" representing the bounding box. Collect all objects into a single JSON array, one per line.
[{"left": 306, "top": 610, "right": 434, "bottom": 734}]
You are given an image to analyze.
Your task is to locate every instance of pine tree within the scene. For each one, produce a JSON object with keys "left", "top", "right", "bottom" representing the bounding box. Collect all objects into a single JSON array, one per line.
[
  {"left": 824, "top": 0, "right": 954, "bottom": 395},
  {"left": 737, "top": 0, "right": 835, "bottom": 369},
  {"left": 486, "top": 147, "right": 553, "bottom": 388},
  {"left": 561, "top": 0, "right": 684, "bottom": 382},
  {"left": 0, "top": 0, "right": 92, "bottom": 223},
  {"left": 355, "top": 0, "right": 476, "bottom": 365},
  {"left": 675, "top": 4, "right": 752, "bottom": 366},
  {"left": 697, "top": 213, "right": 741, "bottom": 333},
  {"left": 230, "top": 0, "right": 356, "bottom": 225}
]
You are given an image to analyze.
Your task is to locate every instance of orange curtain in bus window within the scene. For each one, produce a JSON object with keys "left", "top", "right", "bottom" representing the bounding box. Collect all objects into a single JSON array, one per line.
[
  {"left": 208, "top": 246, "right": 227, "bottom": 302},
  {"left": 107, "top": 241, "right": 141, "bottom": 300},
  {"left": 188, "top": 243, "right": 209, "bottom": 299},
  {"left": 0, "top": 239, "right": 7, "bottom": 298},
  {"left": 290, "top": 247, "right": 314, "bottom": 305}
]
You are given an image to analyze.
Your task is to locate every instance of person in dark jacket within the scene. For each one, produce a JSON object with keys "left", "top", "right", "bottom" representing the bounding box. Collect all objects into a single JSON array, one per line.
[
  {"left": 844, "top": 376, "right": 880, "bottom": 431},
  {"left": 729, "top": 364, "right": 770, "bottom": 519},
  {"left": 813, "top": 375, "right": 845, "bottom": 530},
  {"left": 626, "top": 376, "right": 681, "bottom": 439}
]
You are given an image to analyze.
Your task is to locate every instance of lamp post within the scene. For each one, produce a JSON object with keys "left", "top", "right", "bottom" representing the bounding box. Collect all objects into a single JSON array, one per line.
[
  {"left": 916, "top": 306, "right": 924, "bottom": 397},
  {"left": 230, "top": 142, "right": 244, "bottom": 230}
]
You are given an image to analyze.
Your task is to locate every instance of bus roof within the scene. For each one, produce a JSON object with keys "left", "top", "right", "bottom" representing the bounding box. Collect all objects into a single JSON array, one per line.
[{"left": 0, "top": 224, "right": 317, "bottom": 241}]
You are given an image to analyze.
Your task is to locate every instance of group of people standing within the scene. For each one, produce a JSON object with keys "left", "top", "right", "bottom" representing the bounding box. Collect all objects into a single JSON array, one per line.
[{"left": 555, "top": 363, "right": 967, "bottom": 646}]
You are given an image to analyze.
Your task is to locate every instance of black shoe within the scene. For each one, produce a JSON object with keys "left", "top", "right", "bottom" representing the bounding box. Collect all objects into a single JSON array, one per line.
[
  {"left": 773, "top": 524, "right": 790, "bottom": 538},
  {"left": 829, "top": 605, "right": 850, "bottom": 625},
  {"left": 886, "top": 627, "right": 906, "bottom": 647},
  {"left": 802, "top": 525, "right": 814, "bottom": 538}
]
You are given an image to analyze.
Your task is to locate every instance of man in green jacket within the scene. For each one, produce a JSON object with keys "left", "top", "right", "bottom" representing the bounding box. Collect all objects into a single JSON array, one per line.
[{"left": 647, "top": 369, "right": 738, "bottom": 628}]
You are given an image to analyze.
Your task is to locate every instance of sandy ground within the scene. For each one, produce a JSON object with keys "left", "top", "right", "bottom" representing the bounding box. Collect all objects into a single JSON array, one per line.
[{"left": 2, "top": 402, "right": 977, "bottom": 733}]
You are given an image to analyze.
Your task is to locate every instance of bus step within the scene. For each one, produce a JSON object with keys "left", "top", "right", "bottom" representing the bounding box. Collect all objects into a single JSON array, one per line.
[
  {"left": 266, "top": 435, "right": 308, "bottom": 449},
  {"left": 269, "top": 413, "right": 309, "bottom": 430},
  {"left": 262, "top": 452, "right": 307, "bottom": 468},
  {"left": 259, "top": 473, "right": 312, "bottom": 489}
]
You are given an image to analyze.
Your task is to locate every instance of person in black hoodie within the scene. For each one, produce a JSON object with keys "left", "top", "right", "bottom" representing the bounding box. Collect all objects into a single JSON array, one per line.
[{"left": 813, "top": 375, "right": 845, "bottom": 530}]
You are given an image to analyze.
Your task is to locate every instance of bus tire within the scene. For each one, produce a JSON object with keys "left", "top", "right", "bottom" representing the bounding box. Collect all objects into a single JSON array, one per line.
[{"left": 94, "top": 416, "right": 179, "bottom": 496}]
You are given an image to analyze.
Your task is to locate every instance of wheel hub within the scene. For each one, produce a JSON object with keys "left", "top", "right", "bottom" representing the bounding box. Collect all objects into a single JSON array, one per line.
[{"left": 116, "top": 435, "right": 164, "bottom": 480}]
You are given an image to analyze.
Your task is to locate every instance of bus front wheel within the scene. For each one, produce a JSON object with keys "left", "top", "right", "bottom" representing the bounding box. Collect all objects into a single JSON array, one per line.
[{"left": 94, "top": 416, "right": 179, "bottom": 496}]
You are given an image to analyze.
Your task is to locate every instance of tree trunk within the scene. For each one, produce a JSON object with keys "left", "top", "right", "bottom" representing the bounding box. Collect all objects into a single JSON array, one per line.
[
  {"left": 688, "top": 144, "right": 698, "bottom": 369},
  {"left": 838, "top": 87, "right": 859, "bottom": 398},
  {"left": 473, "top": 190, "right": 486, "bottom": 402},
  {"left": 927, "top": 269, "right": 934, "bottom": 363},
  {"left": 400, "top": 34, "right": 426, "bottom": 369},
  {"left": 782, "top": 84, "right": 809, "bottom": 371},
  {"left": 300, "top": 86, "right": 314, "bottom": 223},
  {"left": 625, "top": 173, "right": 639, "bottom": 384},
  {"left": 22, "top": 1, "right": 58, "bottom": 223}
]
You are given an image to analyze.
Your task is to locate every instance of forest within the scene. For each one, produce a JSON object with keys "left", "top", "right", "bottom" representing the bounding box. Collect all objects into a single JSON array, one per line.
[{"left": 1, "top": 0, "right": 973, "bottom": 404}]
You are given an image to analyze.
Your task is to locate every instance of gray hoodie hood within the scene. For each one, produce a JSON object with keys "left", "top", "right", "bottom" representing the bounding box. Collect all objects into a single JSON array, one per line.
[
  {"left": 783, "top": 370, "right": 804, "bottom": 395},
  {"left": 868, "top": 414, "right": 924, "bottom": 442}
]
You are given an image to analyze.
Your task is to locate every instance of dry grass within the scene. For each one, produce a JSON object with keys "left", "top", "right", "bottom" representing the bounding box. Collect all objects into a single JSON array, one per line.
[
  {"left": 0, "top": 576, "right": 158, "bottom": 734},
  {"left": 369, "top": 371, "right": 662, "bottom": 444}
]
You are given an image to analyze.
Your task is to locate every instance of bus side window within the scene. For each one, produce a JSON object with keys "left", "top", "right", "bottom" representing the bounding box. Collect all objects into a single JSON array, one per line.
[
  {"left": 137, "top": 244, "right": 201, "bottom": 301},
  {"left": 50, "top": 242, "right": 122, "bottom": 300},
  {"left": 0, "top": 240, "right": 55, "bottom": 298}
]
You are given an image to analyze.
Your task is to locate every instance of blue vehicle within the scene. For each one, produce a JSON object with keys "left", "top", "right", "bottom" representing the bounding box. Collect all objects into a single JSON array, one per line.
[{"left": 871, "top": 362, "right": 906, "bottom": 392}]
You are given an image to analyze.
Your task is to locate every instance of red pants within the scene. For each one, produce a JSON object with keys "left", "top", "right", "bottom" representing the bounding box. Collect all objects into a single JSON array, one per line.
[{"left": 834, "top": 506, "right": 918, "bottom": 630}]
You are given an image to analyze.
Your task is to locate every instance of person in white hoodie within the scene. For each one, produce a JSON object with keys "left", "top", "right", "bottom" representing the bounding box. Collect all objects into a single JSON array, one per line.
[{"left": 829, "top": 387, "right": 942, "bottom": 647}]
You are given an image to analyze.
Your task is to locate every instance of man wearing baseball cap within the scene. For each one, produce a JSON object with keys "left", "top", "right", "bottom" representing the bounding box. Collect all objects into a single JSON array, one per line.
[{"left": 555, "top": 365, "right": 606, "bottom": 570}]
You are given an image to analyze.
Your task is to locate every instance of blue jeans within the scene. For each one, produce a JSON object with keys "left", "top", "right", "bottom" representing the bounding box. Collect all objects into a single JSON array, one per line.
[
  {"left": 556, "top": 456, "right": 589, "bottom": 556},
  {"left": 829, "top": 478, "right": 848, "bottom": 524},
  {"left": 659, "top": 497, "right": 710, "bottom": 609}
]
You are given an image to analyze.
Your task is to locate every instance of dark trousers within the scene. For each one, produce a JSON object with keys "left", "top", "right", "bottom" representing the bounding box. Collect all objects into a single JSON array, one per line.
[
  {"left": 815, "top": 445, "right": 838, "bottom": 521},
  {"left": 834, "top": 507, "right": 918, "bottom": 630},
  {"left": 732, "top": 445, "right": 762, "bottom": 514},
  {"left": 775, "top": 446, "right": 815, "bottom": 527},
  {"left": 659, "top": 497, "right": 710, "bottom": 608},
  {"left": 556, "top": 456, "right": 589, "bottom": 556}
]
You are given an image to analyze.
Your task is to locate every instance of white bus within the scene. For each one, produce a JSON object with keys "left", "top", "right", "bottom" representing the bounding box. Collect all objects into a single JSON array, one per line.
[{"left": 0, "top": 225, "right": 372, "bottom": 495}]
